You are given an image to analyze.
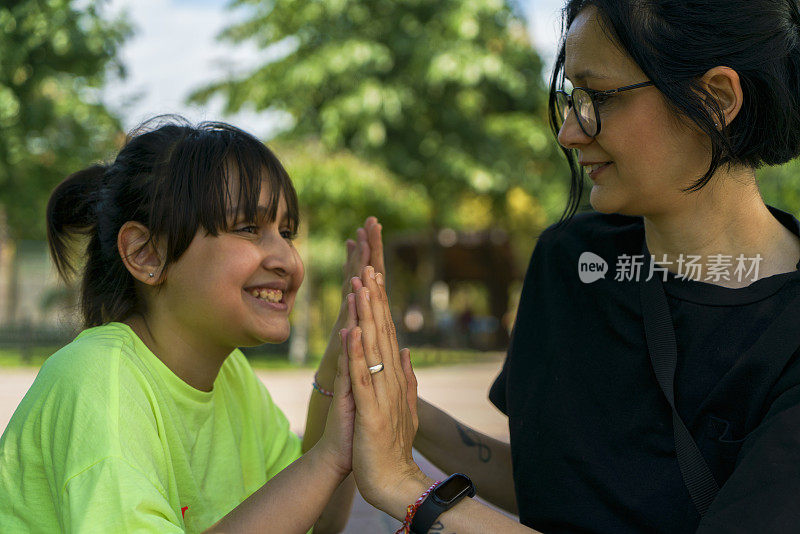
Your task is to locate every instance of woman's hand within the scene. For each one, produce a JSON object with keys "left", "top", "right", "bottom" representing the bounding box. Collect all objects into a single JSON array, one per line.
[{"left": 342, "top": 265, "right": 427, "bottom": 515}]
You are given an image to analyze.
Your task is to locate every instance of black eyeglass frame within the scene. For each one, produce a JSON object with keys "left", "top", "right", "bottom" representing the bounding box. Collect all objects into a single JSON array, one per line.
[{"left": 554, "top": 81, "right": 655, "bottom": 137}]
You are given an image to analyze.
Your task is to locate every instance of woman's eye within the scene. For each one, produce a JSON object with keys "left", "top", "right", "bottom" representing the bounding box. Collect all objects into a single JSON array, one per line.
[
  {"left": 594, "top": 94, "right": 611, "bottom": 106},
  {"left": 236, "top": 225, "right": 259, "bottom": 234},
  {"left": 281, "top": 229, "right": 297, "bottom": 240}
]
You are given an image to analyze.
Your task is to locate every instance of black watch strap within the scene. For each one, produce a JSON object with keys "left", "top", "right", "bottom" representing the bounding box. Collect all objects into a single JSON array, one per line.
[{"left": 410, "top": 473, "right": 476, "bottom": 534}]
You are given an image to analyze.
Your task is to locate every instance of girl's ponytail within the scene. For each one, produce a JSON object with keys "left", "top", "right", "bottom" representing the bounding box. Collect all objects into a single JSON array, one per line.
[{"left": 46, "top": 164, "right": 107, "bottom": 281}]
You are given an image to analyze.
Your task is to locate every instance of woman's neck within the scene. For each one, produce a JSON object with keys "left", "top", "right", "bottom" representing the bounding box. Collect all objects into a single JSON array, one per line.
[
  {"left": 124, "top": 311, "right": 231, "bottom": 392},
  {"left": 643, "top": 169, "right": 800, "bottom": 288}
]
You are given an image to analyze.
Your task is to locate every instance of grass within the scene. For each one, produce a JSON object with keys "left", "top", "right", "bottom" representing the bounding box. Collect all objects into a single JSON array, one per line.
[
  {"left": 0, "top": 348, "right": 52, "bottom": 368},
  {"left": 0, "top": 346, "right": 504, "bottom": 370},
  {"left": 401, "top": 347, "right": 505, "bottom": 367}
]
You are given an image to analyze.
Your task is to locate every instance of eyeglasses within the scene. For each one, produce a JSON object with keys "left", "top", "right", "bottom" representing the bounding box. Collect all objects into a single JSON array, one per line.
[{"left": 554, "top": 81, "right": 654, "bottom": 138}]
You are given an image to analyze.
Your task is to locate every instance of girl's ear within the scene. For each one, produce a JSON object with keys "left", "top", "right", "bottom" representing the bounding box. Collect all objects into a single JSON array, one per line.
[{"left": 117, "top": 221, "right": 166, "bottom": 285}]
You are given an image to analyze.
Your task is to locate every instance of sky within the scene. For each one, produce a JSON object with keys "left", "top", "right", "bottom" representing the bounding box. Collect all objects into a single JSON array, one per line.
[{"left": 103, "top": 0, "right": 567, "bottom": 139}]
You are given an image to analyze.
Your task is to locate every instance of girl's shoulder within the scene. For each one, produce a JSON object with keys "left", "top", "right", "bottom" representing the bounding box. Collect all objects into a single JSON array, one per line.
[
  {"left": 40, "top": 322, "right": 143, "bottom": 383},
  {"left": 5, "top": 324, "right": 161, "bottom": 457},
  {"left": 216, "top": 349, "right": 279, "bottom": 407},
  {"left": 25, "top": 322, "right": 171, "bottom": 420}
]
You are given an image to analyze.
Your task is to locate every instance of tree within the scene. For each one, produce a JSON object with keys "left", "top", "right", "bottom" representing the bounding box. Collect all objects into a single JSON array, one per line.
[
  {"left": 272, "top": 140, "right": 431, "bottom": 357},
  {"left": 189, "top": 0, "right": 573, "bottom": 351},
  {"left": 0, "top": 0, "right": 130, "bottom": 240},
  {"left": 0, "top": 0, "right": 129, "bottom": 326},
  {"left": 190, "top": 0, "right": 566, "bottom": 227}
]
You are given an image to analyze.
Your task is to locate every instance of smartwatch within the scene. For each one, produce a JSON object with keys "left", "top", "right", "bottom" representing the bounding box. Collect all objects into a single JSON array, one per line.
[{"left": 410, "top": 473, "right": 476, "bottom": 534}]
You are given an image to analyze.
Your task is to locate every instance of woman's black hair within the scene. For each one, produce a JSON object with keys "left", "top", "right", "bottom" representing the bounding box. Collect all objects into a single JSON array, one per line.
[
  {"left": 549, "top": 0, "right": 800, "bottom": 225},
  {"left": 46, "top": 115, "right": 300, "bottom": 328}
]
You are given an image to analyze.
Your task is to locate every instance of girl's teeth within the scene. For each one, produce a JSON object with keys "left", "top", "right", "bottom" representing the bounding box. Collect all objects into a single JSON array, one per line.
[{"left": 250, "top": 288, "right": 283, "bottom": 302}]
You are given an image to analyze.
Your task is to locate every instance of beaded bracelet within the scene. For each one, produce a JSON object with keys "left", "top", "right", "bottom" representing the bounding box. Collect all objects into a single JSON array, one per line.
[
  {"left": 394, "top": 480, "right": 441, "bottom": 534},
  {"left": 312, "top": 372, "right": 334, "bottom": 397}
]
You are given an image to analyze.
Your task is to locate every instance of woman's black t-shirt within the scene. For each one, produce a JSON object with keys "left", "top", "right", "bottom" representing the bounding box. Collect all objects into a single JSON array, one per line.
[{"left": 489, "top": 205, "right": 800, "bottom": 533}]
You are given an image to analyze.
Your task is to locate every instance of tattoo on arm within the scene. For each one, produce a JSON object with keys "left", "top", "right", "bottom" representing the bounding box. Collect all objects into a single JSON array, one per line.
[
  {"left": 455, "top": 422, "right": 492, "bottom": 463},
  {"left": 429, "top": 520, "right": 456, "bottom": 533}
]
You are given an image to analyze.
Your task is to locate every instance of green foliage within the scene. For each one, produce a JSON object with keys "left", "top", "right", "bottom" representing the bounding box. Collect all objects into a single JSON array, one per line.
[
  {"left": 191, "top": 0, "right": 565, "bottom": 225},
  {"left": 758, "top": 159, "right": 800, "bottom": 216},
  {"left": 0, "top": 0, "right": 130, "bottom": 239},
  {"left": 278, "top": 141, "right": 430, "bottom": 236},
  {"left": 275, "top": 140, "right": 432, "bottom": 277}
]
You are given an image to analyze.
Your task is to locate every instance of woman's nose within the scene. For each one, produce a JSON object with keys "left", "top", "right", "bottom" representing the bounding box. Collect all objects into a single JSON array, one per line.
[{"left": 557, "top": 108, "right": 593, "bottom": 149}]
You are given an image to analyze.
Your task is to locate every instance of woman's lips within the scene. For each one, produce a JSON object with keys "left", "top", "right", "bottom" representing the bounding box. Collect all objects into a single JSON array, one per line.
[{"left": 588, "top": 161, "right": 613, "bottom": 180}]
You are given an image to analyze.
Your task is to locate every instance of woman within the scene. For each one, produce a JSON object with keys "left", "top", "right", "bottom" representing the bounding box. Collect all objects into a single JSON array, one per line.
[{"left": 342, "top": 1, "right": 800, "bottom": 533}]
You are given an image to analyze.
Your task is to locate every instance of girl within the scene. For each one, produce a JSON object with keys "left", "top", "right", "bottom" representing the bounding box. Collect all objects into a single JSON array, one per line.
[
  {"left": 339, "top": 1, "right": 800, "bottom": 533},
  {"left": 0, "top": 116, "right": 379, "bottom": 533}
]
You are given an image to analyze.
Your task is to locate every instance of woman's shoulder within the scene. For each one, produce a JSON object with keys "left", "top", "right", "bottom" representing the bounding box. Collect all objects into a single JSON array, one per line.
[
  {"left": 531, "top": 210, "right": 645, "bottom": 268},
  {"left": 539, "top": 210, "right": 643, "bottom": 246}
]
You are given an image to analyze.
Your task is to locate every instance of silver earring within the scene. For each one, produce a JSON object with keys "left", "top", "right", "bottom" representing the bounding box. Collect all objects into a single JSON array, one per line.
[{"left": 148, "top": 273, "right": 154, "bottom": 278}]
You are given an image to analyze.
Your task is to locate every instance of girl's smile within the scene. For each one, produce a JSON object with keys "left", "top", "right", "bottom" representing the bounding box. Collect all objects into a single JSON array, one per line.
[{"left": 244, "top": 283, "right": 289, "bottom": 311}]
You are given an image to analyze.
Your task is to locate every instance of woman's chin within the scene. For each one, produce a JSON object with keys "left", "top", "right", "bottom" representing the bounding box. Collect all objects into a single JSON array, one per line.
[{"left": 589, "top": 187, "right": 618, "bottom": 214}]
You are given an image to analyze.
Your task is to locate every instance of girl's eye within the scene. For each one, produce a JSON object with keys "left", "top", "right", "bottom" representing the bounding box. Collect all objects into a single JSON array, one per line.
[
  {"left": 281, "top": 229, "right": 298, "bottom": 240},
  {"left": 236, "top": 225, "right": 259, "bottom": 234}
]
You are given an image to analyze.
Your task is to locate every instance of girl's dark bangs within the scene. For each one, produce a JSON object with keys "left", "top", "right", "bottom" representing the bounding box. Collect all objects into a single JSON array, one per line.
[
  {"left": 227, "top": 134, "right": 300, "bottom": 233},
  {"left": 193, "top": 124, "right": 300, "bottom": 236}
]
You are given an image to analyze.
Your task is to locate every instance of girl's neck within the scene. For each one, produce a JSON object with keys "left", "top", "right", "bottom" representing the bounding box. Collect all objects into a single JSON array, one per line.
[
  {"left": 643, "top": 170, "right": 800, "bottom": 288},
  {"left": 124, "top": 312, "right": 231, "bottom": 392}
]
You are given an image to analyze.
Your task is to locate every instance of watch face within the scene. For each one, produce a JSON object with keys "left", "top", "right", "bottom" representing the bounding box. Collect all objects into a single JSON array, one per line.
[{"left": 434, "top": 474, "right": 473, "bottom": 503}]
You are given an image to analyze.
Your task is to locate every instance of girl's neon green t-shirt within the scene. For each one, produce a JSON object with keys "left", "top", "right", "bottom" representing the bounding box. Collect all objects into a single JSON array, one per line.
[{"left": 0, "top": 322, "right": 302, "bottom": 533}]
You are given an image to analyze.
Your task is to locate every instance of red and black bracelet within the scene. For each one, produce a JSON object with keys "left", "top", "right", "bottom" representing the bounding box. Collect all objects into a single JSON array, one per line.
[{"left": 395, "top": 480, "right": 441, "bottom": 534}]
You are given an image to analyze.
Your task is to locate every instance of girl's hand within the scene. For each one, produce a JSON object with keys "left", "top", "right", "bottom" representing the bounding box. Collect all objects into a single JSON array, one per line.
[
  {"left": 343, "top": 265, "right": 425, "bottom": 513},
  {"left": 317, "top": 217, "right": 386, "bottom": 391},
  {"left": 316, "top": 300, "right": 358, "bottom": 475},
  {"left": 340, "top": 217, "right": 385, "bottom": 298}
]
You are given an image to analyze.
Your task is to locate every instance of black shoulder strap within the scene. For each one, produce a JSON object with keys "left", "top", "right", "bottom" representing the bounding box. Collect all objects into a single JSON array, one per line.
[{"left": 639, "top": 273, "right": 720, "bottom": 516}]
